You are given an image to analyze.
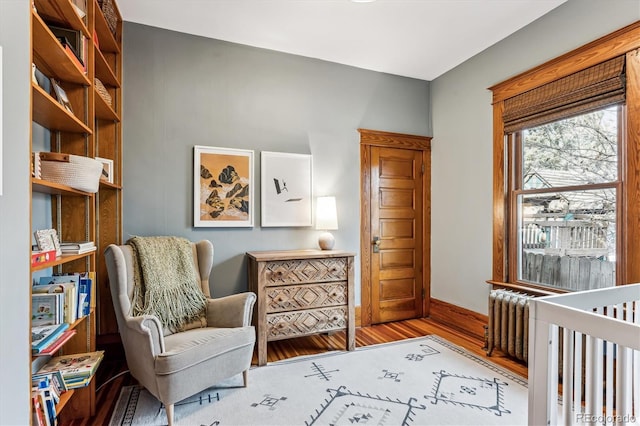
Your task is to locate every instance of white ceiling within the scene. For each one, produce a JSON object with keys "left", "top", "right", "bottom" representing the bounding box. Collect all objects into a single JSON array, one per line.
[{"left": 117, "top": 0, "right": 567, "bottom": 81}]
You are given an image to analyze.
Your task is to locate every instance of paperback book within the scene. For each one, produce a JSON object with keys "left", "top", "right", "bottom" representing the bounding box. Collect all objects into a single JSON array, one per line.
[
  {"left": 33, "top": 329, "right": 77, "bottom": 357},
  {"left": 33, "top": 282, "right": 77, "bottom": 323},
  {"left": 32, "top": 323, "right": 69, "bottom": 354},
  {"left": 31, "top": 293, "right": 63, "bottom": 326},
  {"left": 37, "top": 350, "right": 104, "bottom": 386}
]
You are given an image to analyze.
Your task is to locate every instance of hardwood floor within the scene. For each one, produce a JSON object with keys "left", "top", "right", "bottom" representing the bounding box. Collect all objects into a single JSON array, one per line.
[{"left": 64, "top": 317, "right": 527, "bottom": 425}]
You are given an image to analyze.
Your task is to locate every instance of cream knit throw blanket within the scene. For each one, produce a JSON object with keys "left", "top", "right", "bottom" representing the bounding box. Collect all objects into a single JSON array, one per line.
[{"left": 128, "top": 236, "right": 207, "bottom": 334}]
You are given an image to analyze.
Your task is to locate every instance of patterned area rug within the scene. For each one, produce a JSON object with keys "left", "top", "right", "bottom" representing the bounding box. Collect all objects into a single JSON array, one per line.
[{"left": 109, "top": 335, "right": 528, "bottom": 425}]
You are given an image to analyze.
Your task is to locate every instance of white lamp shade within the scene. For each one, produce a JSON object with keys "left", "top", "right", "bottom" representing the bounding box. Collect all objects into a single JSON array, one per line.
[{"left": 315, "top": 196, "right": 338, "bottom": 230}]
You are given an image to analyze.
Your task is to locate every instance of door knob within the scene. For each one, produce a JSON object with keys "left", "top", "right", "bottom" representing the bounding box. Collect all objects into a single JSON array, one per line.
[{"left": 373, "top": 236, "right": 381, "bottom": 253}]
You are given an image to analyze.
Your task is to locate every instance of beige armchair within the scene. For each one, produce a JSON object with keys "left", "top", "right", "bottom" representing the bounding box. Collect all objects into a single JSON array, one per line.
[{"left": 104, "top": 239, "right": 256, "bottom": 425}]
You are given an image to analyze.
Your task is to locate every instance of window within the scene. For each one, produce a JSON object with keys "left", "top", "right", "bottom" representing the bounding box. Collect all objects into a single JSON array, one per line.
[
  {"left": 512, "top": 106, "right": 619, "bottom": 291},
  {"left": 489, "top": 22, "right": 640, "bottom": 293}
]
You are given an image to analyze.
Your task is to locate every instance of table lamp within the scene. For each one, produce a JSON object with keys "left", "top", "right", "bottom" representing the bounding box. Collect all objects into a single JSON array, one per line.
[{"left": 316, "top": 196, "right": 338, "bottom": 250}]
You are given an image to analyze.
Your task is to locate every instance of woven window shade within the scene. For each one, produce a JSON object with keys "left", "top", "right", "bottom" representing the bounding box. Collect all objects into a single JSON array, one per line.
[{"left": 503, "top": 55, "right": 625, "bottom": 133}]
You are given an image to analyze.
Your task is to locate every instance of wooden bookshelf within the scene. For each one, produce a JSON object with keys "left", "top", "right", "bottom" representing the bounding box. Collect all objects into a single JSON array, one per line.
[{"left": 30, "top": 0, "right": 122, "bottom": 421}]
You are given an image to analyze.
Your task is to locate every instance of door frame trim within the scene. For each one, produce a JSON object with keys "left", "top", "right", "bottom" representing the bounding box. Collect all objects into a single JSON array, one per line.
[{"left": 359, "top": 129, "right": 432, "bottom": 327}]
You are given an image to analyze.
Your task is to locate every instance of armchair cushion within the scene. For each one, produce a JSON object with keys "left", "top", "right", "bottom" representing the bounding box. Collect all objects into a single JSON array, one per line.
[{"left": 157, "top": 326, "right": 255, "bottom": 375}]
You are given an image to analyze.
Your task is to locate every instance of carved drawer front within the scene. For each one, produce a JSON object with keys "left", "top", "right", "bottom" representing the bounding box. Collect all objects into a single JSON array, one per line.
[
  {"left": 266, "top": 283, "right": 347, "bottom": 313},
  {"left": 264, "top": 258, "right": 347, "bottom": 285},
  {"left": 267, "top": 307, "right": 347, "bottom": 340}
]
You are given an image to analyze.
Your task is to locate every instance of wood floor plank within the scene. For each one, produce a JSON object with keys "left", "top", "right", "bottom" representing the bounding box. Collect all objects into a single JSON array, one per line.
[{"left": 63, "top": 317, "right": 527, "bottom": 425}]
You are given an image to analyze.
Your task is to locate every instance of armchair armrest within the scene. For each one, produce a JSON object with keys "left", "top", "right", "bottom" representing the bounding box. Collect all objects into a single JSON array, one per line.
[
  {"left": 206, "top": 292, "right": 256, "bottom": 327},
  {"left": 123, "top": 314, "right": 166, "bottom": 355}
]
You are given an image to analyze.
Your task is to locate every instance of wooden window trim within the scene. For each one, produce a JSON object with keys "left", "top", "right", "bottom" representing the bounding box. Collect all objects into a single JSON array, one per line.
[{"left": 489, "top": 21, "right": 640, "bottom": 289}]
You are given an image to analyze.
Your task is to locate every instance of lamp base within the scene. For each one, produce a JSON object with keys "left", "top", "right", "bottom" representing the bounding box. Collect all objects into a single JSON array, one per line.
[{"left": 318, "top": 232, "right": 335, "bottom": 250}]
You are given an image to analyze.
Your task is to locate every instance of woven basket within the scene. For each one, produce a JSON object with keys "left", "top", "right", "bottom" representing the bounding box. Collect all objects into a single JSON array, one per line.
[
  {"left": 99, "top": 0, "right": 118, "bottom": 35},
  {"left": 40, "top": 154, "right": 103, "bottom": 193},
  {"left": 95, "top": 78, "right": 112, "bottom": 106}
]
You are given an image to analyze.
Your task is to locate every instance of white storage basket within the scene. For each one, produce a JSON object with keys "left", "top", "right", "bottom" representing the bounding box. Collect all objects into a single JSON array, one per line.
[{"left": 40, "top": 154, "right": 103, "bottom": 193}]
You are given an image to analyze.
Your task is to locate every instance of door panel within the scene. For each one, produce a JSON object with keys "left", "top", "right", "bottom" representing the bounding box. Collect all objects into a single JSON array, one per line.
[{"left": 371, "top": 146, "right": 423, "bottom": 323}]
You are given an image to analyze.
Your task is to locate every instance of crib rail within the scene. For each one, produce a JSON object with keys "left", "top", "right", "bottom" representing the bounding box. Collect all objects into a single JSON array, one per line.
[{"left": 528, "top": 283, "right": 640, "bottom": 425}]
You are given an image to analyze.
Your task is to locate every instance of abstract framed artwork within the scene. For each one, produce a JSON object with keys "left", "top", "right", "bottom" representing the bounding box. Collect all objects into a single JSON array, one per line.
[
  {"left": 194, "top": 145, "right": 254, "bottom": 227},
  {"left": 261, "top": 151, "right": 313, "bottom": 227}
]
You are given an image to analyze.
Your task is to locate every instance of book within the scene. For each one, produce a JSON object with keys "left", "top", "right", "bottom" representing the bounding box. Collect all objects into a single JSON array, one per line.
[
  {"left": 31, "top": 293, "right": 63, "bottom": 326},
  {"left": 31, "top": 391, "right": 47, "bottom": 426},
  {"left": 32, "top": 370, "right": 67, "bottom": 393},
  {"left": 34, "top": 379, "right": 56, "bottom": 426},
  {"left": 48, "top": 25, "right": 85, "bottom": 66},
  {"left": 38, "top": 351, "right": 104, "bottom": 384},
  {"left": 78, "top": 276, "right": 92, "bottom": 316},
  {"left": 32, "top": 323, "right": 69, "bottom": 354},
  {"left": 60, "top": 245, "right": 97, "bottom": 255},
  {"left": 31, "top": 249, "right": 56, "bottom": 267},
  {"left": 35, "top": 280, "right": 78, "bottom": 322},
  {"left": 34, "top": 329, "right": 77, "bottom": 357},
  {"left": 59, "top": 241, "right": 95, "bottom": 250},
  {"left": 39, "top": 274, "right": 82, "bottom": 319},
  {"left": 64, "top": 375, "right": 92, "bottom": 389}
]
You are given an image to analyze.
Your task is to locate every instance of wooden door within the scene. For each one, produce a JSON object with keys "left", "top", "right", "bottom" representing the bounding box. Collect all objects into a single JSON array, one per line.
[
  {"left": 370, "top": 146, "right": 424, "bottom": 323},
  {"left": 359, "top": 129, "right": 431, "bottom": 326}
]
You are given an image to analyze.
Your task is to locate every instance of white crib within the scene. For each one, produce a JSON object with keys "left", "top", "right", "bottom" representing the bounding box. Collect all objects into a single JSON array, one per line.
[{"left": 528, "top": 283, "right": 640, "bottom": 425}]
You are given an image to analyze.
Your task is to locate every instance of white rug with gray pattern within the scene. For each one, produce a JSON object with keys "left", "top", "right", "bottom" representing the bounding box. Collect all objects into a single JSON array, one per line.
[{"left": 109, "top": 335, "right": 528, "bottom": 426}]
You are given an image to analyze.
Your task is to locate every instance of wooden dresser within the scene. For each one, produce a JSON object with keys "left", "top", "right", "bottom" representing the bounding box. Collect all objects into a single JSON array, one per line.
[{"left": 247, "top": 249, "right": 356, "bottom": 366}]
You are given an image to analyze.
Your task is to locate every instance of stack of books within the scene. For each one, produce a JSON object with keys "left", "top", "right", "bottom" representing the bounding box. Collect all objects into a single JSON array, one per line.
[
  {"left": 31, "top": 373, "right": 63, "bottom": 426},
  {"left": 37, "top": 350, "right": 104, "bottom": 389},
  {"left": 59, "top": 241, "right": 96, "bottom": 255},
  {"left": 31, "top": 323, "right": 70, "bottom": 355}
]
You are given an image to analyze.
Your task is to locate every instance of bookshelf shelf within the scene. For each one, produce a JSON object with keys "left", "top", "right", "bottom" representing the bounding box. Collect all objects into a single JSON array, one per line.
[
  {"left": 32, "top": 177, "right": 95, "bottom": 196},
  {"left": 31, "top": 252, "right": 96, "bottom": 273},
  {"left": 32, "top": 84, "right": 92, "bottom": 134},
  {"left": 95, "top": 48, "right": 119, "bottom": 87},
  {"left": 99, "top": 180, "right": 122, "bottom": 190},
  {"left": 32, "top": 11, "right": 90, "bottom": 86},
  {"left": 34, "top": 0, "right": 90, "bottom": 37},
  {"left": 55, "top": 389, "right": 75, "bottom": 414},
  {"left": 93, "top": 2, "right": 120, "bottom": 54},
  {"left": 94, "top": 91, "right": 119, "bottom": 121}
]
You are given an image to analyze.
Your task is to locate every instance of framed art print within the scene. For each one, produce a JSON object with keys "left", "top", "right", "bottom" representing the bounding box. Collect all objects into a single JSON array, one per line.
[
  {"left": 261, "top": 151, "right": 313, "bottom": 227},
  {"left": 95, "top": 157, "right": 114, "bottom": 183},
  {"left": 194, "top": 145, "right": 254, "bottom": 227}
]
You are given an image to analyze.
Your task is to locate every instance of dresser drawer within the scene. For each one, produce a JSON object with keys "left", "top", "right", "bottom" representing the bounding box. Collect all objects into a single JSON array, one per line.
[
  {"left": 266, "top": 282, "right": 347, "bottom": 313},
  {"left": 267, "top": 306, "right": 348, "bottom": 340},
  {"left": 263, "top": 257, "right": 347, "bottom": 285}
]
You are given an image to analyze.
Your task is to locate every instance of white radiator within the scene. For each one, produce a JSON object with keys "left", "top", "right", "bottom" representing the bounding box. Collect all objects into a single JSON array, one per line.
[{"left": 486, "top": 289, "right": 534, "bottom": 363}]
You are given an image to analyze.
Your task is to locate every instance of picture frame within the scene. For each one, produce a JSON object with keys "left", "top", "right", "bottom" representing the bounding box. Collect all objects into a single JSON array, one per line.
[
  {"left": 95, "top": 157, "right": 114, "bottom": 183},
  {"left": 261, "top": 151, "right": 313, "bottom": 227},
  {"left": 194, "top": 145, "right": 254, "bottom": 227},
  {"left": 34, "top": 228, "right": 61, "bottom": 257},
  {"left": 50, "top": 78, "right": 73, "bottom": 114}
]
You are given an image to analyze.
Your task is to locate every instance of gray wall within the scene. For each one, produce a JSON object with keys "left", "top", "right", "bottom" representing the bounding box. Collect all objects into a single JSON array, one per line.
[
  {"left": 430, "top": 0, "right": 640, "bottom": 315},
  {"left": 123, "top": 23, "right": 432, "bottom": 300},
  {"left": 0, "top": 0, "right": 32, "bottom": 424}
]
